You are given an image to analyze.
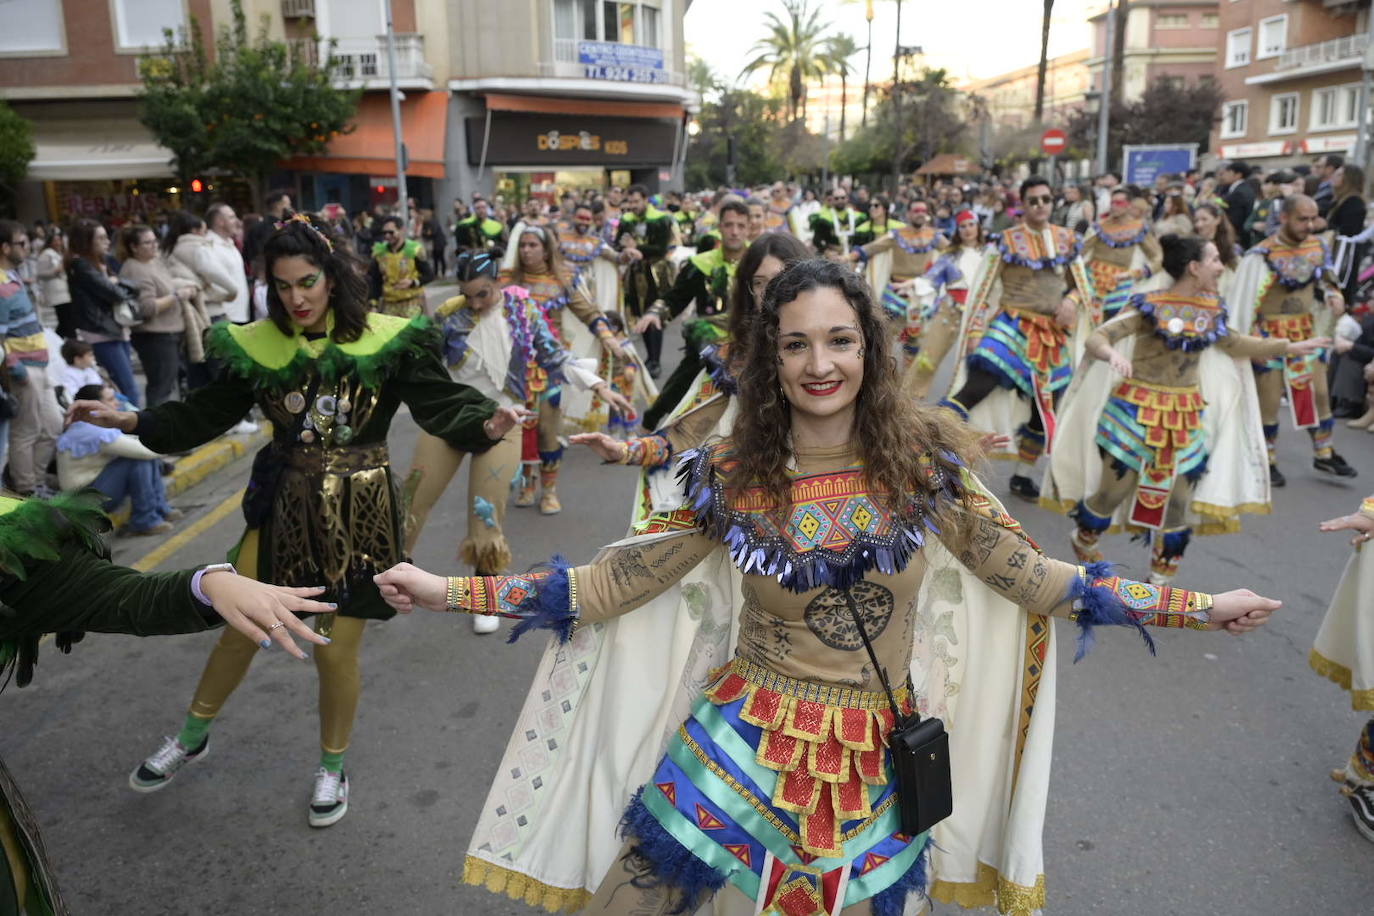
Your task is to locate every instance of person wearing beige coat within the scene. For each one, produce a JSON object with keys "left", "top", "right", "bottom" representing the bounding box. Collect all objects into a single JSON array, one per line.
[{"left": 118, "top": 226, "right": 192, "bottom": 407}]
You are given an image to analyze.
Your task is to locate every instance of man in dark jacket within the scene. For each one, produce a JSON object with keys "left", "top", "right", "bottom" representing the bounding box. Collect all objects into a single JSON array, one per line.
[{"left": 1219, "top": 161, "right": 1256, "bottom": 239}]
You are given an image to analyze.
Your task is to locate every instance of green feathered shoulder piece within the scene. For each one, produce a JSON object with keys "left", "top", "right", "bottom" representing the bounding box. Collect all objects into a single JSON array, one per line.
[
  {"left": 205, "top": 313, "right": 441, "bottom": 392},
  {"left": 0, "top": 490, "right": 113, "bottom": 689}
]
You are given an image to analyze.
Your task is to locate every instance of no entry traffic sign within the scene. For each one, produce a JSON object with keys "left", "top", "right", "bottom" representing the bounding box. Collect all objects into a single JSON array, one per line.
[{"left": 1041, "top": 128, "right": 1067, "bottom": 156}]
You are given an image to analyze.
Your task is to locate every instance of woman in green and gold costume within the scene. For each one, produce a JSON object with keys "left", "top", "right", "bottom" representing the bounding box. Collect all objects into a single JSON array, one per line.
[
  {"left": 0, "top": 489, "right": 337, "bottom": 916},
  {"left": 69, "top": 213, "right": 524, "bottom": 828}
]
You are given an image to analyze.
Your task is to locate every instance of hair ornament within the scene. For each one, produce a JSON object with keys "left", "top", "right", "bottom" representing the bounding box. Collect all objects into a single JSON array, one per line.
[{"left": 274, "top": 211, "right": 334, "bottom": 252}]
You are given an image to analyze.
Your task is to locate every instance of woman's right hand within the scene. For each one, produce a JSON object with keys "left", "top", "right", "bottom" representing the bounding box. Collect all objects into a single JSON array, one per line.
[
  {"left": 1318, "top": 510, "right": 1374, "bottom": 546},
  {"left": 1292, "top": 336, "right": 1334, "bottom": 357},
  {"left": 373, "top": 562, "right": 448, "bottom": 614},
  {"left": 66, "top": 399, "right": 137, "bottom": 432},
  {"left": 569, "top": 431, "right": 628, "bottom": 463},
  {"left": 1106, "top": 349, "right": 1133, "bottom": 378}
]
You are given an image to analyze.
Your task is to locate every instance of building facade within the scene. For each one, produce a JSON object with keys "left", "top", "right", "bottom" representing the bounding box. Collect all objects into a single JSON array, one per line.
[
  {"left": 959, "top": 50, "right": 1093, "bottom": 131},
  {"left": 1087, "top": 1, "right": 1220, "bottom": 103},
  {"left": 1212, "top": 0, "right": 1370, "bottom": 167}
]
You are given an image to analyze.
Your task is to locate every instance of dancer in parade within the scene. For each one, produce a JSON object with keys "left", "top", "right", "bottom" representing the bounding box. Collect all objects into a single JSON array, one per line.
[
  {"left": 1312, "top": 496, "right": 1374, "bottom": 844},
  {"left": 903, "top": 210, "right": 988, "bottom": 401},
  {"left": 809, "top": 187, "right": 861, "bottom": 258},
  {"left": 0, "top": 491, "right": 337, "bottom": 916},
  {"left": 557, "top": 200, "right": 629, "bottom": 314},
  {"left": 504, "top": 225, "right": 626, "bottom": 514},
  {"left": 367, "top": 215, "right": 433, "bottom": 318},
  {"left": 851, "top": 199, "right": 948, "bottom": 361},
  {"left": 404, "top": 250, "right": 629, "bottom": 633},
  {"left": 1080, "top": 186, "right": 1162, "bottom": 322},
  {"left": 1192, "top": 202, "right": 1242, "bottom": 296},
  {"left": 764, "top": 181, "right": 801, "bottom": 235},
  {"left": 1228, "top": 194, "right": 1357, "bottom": 486},
  {"left": 573, "top": 232, "right": 811, "bottom": 523},
  {"left": 1041, "top": 234, "right": 1326, "bottom": 582},
  {"left": 634, "top": 198, "right": 750, "bottom": 429},
  {"left": 377, "top": 258, "right": 1278, "bottom": 916},
  {"left": 940, "top": 176, "right": 1093, "bottom": 500},
  {"left": 453, "top": 197, "right": 508, "bottom": 256},
  {"left": 68, "top": 213, "right": 521, "bottom": 827},
  {"left": 617, "top": 185, "right": 680, "bottom": 379}
]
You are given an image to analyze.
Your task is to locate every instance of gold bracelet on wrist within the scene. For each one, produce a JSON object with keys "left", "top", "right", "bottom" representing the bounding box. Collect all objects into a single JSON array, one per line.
[{"left": 445, "top": 576, "right": 465, "bottom": 613}]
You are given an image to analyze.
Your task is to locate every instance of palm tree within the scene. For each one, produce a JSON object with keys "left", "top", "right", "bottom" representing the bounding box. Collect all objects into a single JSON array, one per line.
[
  {"left": 739, "top": 0, "right": 833, "bottom": 124},
  {"left": 1033, "top": 0, "right": 1054, "bottom": 124},
  {"left": 824, "top": 33, "right": 860, "bottom": 142}
]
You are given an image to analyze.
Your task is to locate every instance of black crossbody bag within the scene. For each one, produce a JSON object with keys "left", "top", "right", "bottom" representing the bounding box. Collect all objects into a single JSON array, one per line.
[{"left": 842, "top": 588, "right": 953, "bottom": 836}]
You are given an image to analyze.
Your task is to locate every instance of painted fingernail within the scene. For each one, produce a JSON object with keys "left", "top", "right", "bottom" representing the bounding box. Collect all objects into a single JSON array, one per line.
[
  {"left": 327, "top": 603, "right": 339, "bottom": 609},
  {"left": 259, "top": 639, "right": 272, "bottom": 649},
  {"left": 320, "top": 637, "right": 332, "bottom": 644}
]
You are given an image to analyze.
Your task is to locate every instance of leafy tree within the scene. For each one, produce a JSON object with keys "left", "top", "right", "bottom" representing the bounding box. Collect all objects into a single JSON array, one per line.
[
  {"left": 685, "top": 89, "right": 788, "bottom": 188},
  {"left": 824, "top": 33, "right": 861, "bottom": 142},
  {"left": 1065, "top": 76, "right": 1222, "bottom": 168},
  {"left": 0, "top": 102, "right": 36, "bottom": 216},
  {"left": 739, "top": 0, "right": 834, "bottom": 123},
  {"left": 138, "top": 0, "right": 358, "bottom": 193},
  {"left": 831, "top": 68, "right": 977, "bottom": 183}
]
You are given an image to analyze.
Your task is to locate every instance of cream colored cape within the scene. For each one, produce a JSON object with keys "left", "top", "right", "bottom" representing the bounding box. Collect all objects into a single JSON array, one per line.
[
  {"left": 462, "top": 476, "right": 1058, "bottom": 916},
  {"left": 1038, "top": 332, "right": 1272, "bottom": 534},
  {"left": 1311, "top": 540, "right": 1374, "bottom": 711}
]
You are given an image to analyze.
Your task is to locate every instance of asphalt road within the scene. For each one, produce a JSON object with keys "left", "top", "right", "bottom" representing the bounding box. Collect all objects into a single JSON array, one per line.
[{"left": 2, "top": 312, "right": 1369, "bottom": 915}]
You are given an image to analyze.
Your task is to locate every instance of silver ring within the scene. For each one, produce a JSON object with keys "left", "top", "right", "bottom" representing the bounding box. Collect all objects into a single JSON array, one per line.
[{"left": 268, "top": 622, "right": 286, "bottom": 631}]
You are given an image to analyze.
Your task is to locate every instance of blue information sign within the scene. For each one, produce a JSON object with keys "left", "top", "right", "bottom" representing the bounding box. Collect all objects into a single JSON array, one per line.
[
  {"left": 578, "top": 41, "right": 666, "bottom": 83},
  {"left": 1122, "top": 145, "right": 1198, "bottom": 186}
]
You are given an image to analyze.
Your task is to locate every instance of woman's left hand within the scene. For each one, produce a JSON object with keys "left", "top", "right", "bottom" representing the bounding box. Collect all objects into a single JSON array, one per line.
[
  {"left": 1207, "top": 589, "right": 1281, "bottom": 635},
  {"left": 595, "top": 385, "right": 634, "bottom": 418},
  {"left": 374, "top": 562, "right": 448, "bottom": 614},
  {"left": 484, "top": 405, "right": 530, "bottom": 441},
  {"left": 1319, "top": 511, "right": 1374, "bottom": 546},
  {"left": 199, "top": 573, "right": 336, "bottom": 659}
]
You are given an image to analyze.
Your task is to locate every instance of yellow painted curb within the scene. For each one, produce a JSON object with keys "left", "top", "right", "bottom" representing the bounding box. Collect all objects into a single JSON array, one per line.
[{"left": 108, "top": 423, "right": 272, "bottom": 530}]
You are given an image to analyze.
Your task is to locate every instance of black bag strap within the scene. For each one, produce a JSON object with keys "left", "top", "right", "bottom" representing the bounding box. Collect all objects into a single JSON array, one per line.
[{"left": 840, "top": 586, "right": 917, "bottom": 728}]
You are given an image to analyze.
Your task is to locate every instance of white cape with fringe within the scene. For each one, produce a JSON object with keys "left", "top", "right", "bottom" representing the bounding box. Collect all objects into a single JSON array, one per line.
[
  {"left": 1038, "top": 335, "right": 1271, "bottom": 533},
  {"left": 462, "top": 480, "right": 1059, "bottom": 915},
  {"left": 1311, "top": 541, "right": 1374, "bottom": 712}
]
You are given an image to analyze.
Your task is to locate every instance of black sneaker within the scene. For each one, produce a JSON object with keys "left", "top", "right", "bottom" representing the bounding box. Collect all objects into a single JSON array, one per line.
[
  {"left": 1269, "top": 464, "right": 1287, "bottom": 488},
  {"left": 1009, "top": 475, "right": 1040, "bottom": 501},
  {"left": 1314, "top": 452, "right": 1359, "bottom": 478},
  {"left": 129, "top": 734, "right": 209, "bottom": 793},
  {"left": 646, "top": 359, "right": 661, "bottom": 379},
  {"left": 1348, "top": 783, "right": 1374, "bottom": 845}
]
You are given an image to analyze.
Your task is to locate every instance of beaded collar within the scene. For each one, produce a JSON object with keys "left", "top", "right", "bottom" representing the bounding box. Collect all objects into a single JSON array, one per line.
[
  {"left": 675, "top": 443, "right": 963, "bottom": 592},
  {"left": 1248, "top": 236, "right": 1330, "bottom": 290},
  {"left": 891, "top": 225, "right": 942, "bottom": 255},
  {"left": 1130, "top": 291, "right": 1229, "bottom": 352},
  {"left": 996, "top": 224, "right": 1081, "bottom": 270},
  {"left": 558, "top": 231, "right": 607, "bottom": 264},
  {"left": 1094, "top": 218, "right": 1149, "bottom": 249}
]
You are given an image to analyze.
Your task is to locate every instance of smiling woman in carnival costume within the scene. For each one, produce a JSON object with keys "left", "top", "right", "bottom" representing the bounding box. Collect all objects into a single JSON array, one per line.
[{"left": 376, "top": 258, "right": 1279, "bottom": 915}]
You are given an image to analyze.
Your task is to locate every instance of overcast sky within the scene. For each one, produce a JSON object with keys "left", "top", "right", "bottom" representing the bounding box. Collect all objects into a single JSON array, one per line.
[{"left": 683, "top": 0, "right": 1095, "bottom": 87}]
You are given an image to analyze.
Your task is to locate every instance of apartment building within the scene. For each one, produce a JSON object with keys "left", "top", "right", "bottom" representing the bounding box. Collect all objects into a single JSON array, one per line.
[
  {"left": 1213, "top": 0, "right": 1370, "bottom": 167},
  {"left": 1088, "top": 1, "right": 1220, "bottom": 102},
  {"left": 960, "top": 50, "right": 1093, "bottom": 131}
]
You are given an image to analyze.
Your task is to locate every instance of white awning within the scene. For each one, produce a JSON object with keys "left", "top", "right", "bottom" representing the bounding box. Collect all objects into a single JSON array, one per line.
[{"left": 28, "top": 120, "right": 176, "bottom": 181}]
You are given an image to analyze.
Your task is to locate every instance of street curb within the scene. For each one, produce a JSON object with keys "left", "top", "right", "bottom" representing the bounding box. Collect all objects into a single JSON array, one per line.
[{"left": 108, "top": 424, "right": 272, "bottom": 530}]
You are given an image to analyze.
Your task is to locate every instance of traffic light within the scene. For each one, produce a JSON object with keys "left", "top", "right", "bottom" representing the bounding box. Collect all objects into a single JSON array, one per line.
[
  {"left": 190, "top": 178, "right": 203, "bottom": 193},
  {"left": 376, "top": 185, "right": 385, "bottom": 194}
]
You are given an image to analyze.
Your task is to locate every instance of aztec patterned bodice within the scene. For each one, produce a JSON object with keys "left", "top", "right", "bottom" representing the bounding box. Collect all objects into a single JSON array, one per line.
[
  {"left": 763, "top": 204, "right": 793, "bottom": 233},
  {"left": 1089, "top": 219, "right": 1149, "bottom": 266},
  {"left": 891, "top": 225, "right": 941, "bottom": 256},
  {"left": 557, "top": 229, "right": 607, "bottom": 265},
  {"left": 1251, "top": 236, "right": 1331, "bottom": 297},
  {"left": 1134, "top": 291, "right": 1229, "bottom": 352}
]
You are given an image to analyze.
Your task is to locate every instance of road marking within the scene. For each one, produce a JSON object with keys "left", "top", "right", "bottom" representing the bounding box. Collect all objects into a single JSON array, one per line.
[{"left": 131, "top": 488, "right": 245, "bottom": 572}]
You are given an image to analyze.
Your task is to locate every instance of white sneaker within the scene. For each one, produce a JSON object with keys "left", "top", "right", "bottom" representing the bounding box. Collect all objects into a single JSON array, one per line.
[
  {"left": 472, "top": 614, "right": 500, "bottom": 635},
  {"left": 129, "top": 734, "right": 209, "bottom": 793},
  {"left": 309, "top": 768, "right": 349, "bottom": 828},
  {"left": 230, "top": 419, "right": 260, "bottom": 435}
]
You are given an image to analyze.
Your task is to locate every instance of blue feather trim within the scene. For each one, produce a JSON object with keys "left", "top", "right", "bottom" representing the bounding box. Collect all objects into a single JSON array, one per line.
[
  {"left": 1132, "top": 292, "right": 1230, "bottom": 352},
  {"left": 619, "top": 787, "right": 728, "bottom": 914},
  {"left": 1070, "top": 499, "right": 1113, "bottom": 533},
  {"left": 870, "top": 833, "right": 933, "bottom": 916},
  {"left": 1068, "top": 560, "right": 1157, "bottom": 662},
  {"left": 1095, "top": 223, "right": 1150, "bottom": 249},
  {"left": 699, "top": 343, "right": 738, "bottom": 395},
  {"left": 1246, "top": 240, "right": 1333, "bottom": 290},
  {"left": 996, "top": 231, "right": 1082, "bottom": 270},
  {"left": 505, "top": 555, "right": 578, "bottom": 645}
]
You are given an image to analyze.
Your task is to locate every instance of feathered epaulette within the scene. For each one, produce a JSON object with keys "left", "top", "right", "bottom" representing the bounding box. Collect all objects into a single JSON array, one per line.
[
  {"left": 699, "top": 342, "right": 737, "bottom": 395},
  {"left": 996, "top": 224, "right": 1081, "bottom": 270},
  {"left": 1094, "top": 220, "right": 1149, "bottom": 249},
  {"left": 0, "top": 490, "right": 113, "bottom": 689},
  {"left": 891, "top": 226, "right": 942, "bottom": 255},
  {"left": 206, "top": 314, "right": 440, "bottom": 392},
  {"left": 1246, "top": 237, "right": 1330, "bottom": 290},
  {"left": 1131, "top": 292, "right": 1229, "bottom": 352},
  {"left": 674, "top": 444, "right": 964, "bottom": 593}
]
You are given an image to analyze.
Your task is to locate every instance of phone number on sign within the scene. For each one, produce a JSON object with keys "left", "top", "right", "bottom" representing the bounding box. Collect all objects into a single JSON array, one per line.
[{"left": 583, "top": 65, "right": 668, "bottom": 83}]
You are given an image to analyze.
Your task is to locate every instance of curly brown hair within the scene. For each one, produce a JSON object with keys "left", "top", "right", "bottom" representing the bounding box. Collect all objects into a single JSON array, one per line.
[
  {"left": 727, "top": 232, "right": 811, "bottom": 343},
  {"left": 728, "top": 258, "right": 979, "bottom": 530}
]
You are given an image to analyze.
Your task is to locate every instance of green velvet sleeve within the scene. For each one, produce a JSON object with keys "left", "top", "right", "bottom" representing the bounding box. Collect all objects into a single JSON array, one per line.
[
  {"left": 132, "top": 371, "right": 259, "bottom": 454},
  {"left": 0, "top": 543, "right": 216, "bottom": 641},
  {"left": 391, "top": 343, "right": 500, "bottom": 452}
]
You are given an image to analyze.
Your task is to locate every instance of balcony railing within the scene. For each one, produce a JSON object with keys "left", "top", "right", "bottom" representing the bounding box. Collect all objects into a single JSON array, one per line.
[
  {"left": 1275, "top": 33, "right": 1370, "bottom": 71},
  {"left": 281, "top": 0, "right": 315, "bottom": 18},
  {"left": 328, "top": 34, "right": 432, "bottom": 84}
]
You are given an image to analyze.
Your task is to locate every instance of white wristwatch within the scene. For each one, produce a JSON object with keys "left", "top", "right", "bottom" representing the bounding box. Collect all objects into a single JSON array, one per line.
[{"left": 192, "top": 562, "right": 237, "bottom": 606}]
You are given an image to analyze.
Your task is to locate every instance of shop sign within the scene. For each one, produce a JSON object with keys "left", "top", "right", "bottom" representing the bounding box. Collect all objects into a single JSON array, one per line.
[
  {"left": 1122, "top": 144, "right": 1197, "bottom": 186},
  {"left": 578, "top": 41, "right": 667, "bottom": 84},
  {"left": 1217, "top": 141, "right": 1286, "bottom": 159},
  {"left": 466, "top": 113, "right": 678, "bottom": 167}
]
